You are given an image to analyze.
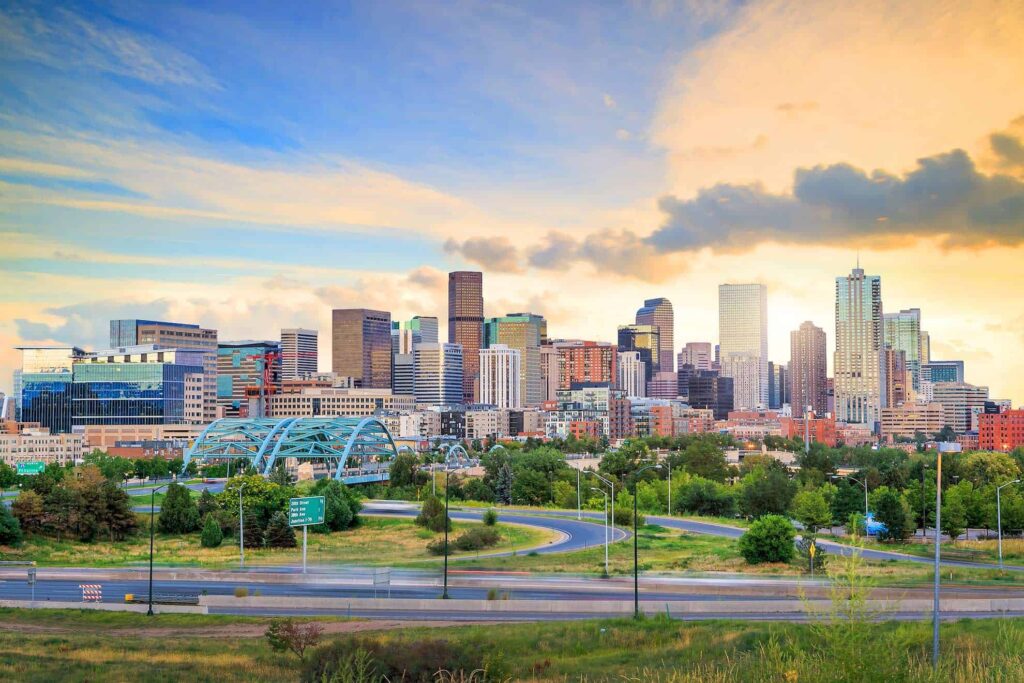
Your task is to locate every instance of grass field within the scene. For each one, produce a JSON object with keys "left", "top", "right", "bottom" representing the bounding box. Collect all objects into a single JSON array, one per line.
[
  {"left": 3, "top": 608, "right": 1024, "bottom": 682},
  {"left": 0, "top": 517, "right": 555, "bottom": 568}
]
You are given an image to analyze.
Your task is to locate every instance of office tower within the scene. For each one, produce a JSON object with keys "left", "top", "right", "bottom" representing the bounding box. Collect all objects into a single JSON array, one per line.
[
  {"left": 789, "top": 321, "right": 827, "bottom": 416},
  {"left": 932, "top": 382, "right": 989, "bottom": 434},
  {"left": 539, "top": 346, "right": 559, "bottom": 402},
  {"left": 767, "top": 362, "right": 789, "bottom": 410},
  {"left": 332, "top": 309, "right": 392, "bottom": 389},
  {"left": 484, "top": 313, "right": 544, "bottom": 406},
  {"left": 919, "top": 360, "right": 965, "bottom": 401},
  {"left": 16, "top": 346, "right": 87, "bottom": 433},
  {"left": 11, "top": 370, "right": 22, "bottom": 421},
  {"left": 448, "top": 271, "right": 484, "bottom": 404},
  {"left": 617, "top": 351, "right": 646, "bottom": 398},
  {"left": 392, "top": 353, "right": 414, "bottom": 396},
  {"left": 479, "top": 344, "right": 522, "bottom": 408},
  {"left": 884, "top": 347, "right": 910, "bottom": 406},
  {"left": 414, "top": 343, "right": 464, "bottom": 406},
  {"left": 647, "top": 372, "right": 678, "bottom": 400},
  {"left": 71, "top": 345, "right": 205, "bottom": 426},
  {"left": 884, "top": 308, "right": 924, "bottom": 390},
  {"left": 635, "top": 297, "right": 674, "bottom": 373},
  {"left": 110, "top": 319, "right": 218, "bottom": 422},
  {"left": 552, "top": 340, "right": 617, "bottom": 388},
  {"left": 217, "top": 340, "right": 281, "bottom": 418},
  {"left": 391, "top": 316, "right": 439, "bottom": 354},
  {"left": 617, "top": 324, "right": 659, "bottom": 383},
  {"left": 678, "top": 342, "right": 713, "bottom": 372},
  {"left": 280, "top": 328, "right": 318, "bottom": 380},
  {"left": 920, "top": 331, "right": 931, "bottom": 365},
  {"left": 834, "top": 267, "right": 885, "bottom": 426},
  {"left": 718, "top": 283, "right": 768, "bottom": 410},
  {"left": 676, "top": 363, "right": 696, "bottom": 399},
  {"left": 687, "top": 370, "right": 734, "bottom": 421}
]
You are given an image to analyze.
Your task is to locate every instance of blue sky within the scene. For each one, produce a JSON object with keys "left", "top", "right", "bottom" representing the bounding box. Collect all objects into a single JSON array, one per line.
[{"left": 1, "top": 0, "right": 1024, "bottom": 401}]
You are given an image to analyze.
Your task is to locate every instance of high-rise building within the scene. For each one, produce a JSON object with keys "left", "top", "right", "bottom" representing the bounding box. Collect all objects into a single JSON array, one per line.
[
  {"left": 17, "top": 346, "right": 88, "bottom": 433},
  {"left": 539, "top": 346, "right": 559, "bottom": 402},
  {"left": 718, "top": 284, "right": 768, "bottom": 410},
  {"left": 280, "top": 328, "right": 318, "bottom": 380},
  {"left": 789, "top": 321, "right": 827, "bottom": 416},
  {"left": 11, "top": 369, "right": 22, "bottom": 421},
  {"left": 392, "top": 353, "right": 414, "bottom": 396},
  {"left": 834, "top": 267, "right": 885, "bottom": 426},
  {"left": 617, "top": 351, "right": 646, "bottom": 398},
  {"left": 391, "top": 316, "right": 439, "bottom": 354},
  {"left": 479, "top": 344, "right": 522, "bottom": 409},
  {"left": 448, "top": 271, "right": 484, "bottom": 404},
  {"left": 635, "top": 298, "right": 674, "bottom": 373},
  {"left": 217, "top": 340, "right": 281, "bottom": 418},
  {"left": 767, "top": 362, "right": 789, "bottom": 410},
  {"left": 484, "top": 313, "right": 544, "bottom": 406},
  {"left": 678, "top": 342, "right": 713, "bottom": 372},
  {"left": 932, "top": 382, "right": 989, "bottom": 434},
  {"left": 884, "top": 347, "right": 910, "bottom": 406},
  {"left": 647, "top": 371, "right": 678, "bottom": 400},
  {"left": 110, "top": 319, "right": 219, "bottom": 422},
  {"left": 676, "top": 363, "right": 696, "bottom": 399},
  {"left": 687, "top": 370, "right": 734, "bottom": 421},
  {"left": 413, "top": 343, "right": 464, "bottom": 406},
  {"left": 979, "top": 409, "right": 1024, "bottom": 452},
  {"left": 331, "top": 309, "right": 392, "bottom": 389},
  {"left": 552, "top": 341, "right": 617, "bottom": 389},
  {"left": 883, "top": 308, "right": 924, "bottom": 391},
  {"left": 920, "top": 331, "right": 931, "bottom": 365},
  {"left": 617, "top": 324, "right": 659, "bottom": 383},
  {"left": 919, "top": 360, "right": 965, "bottom": 401}
]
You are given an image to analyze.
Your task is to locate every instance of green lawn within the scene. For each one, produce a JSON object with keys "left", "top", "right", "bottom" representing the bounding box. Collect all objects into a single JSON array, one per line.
[
  {"left": 0, "top": 517, "right": 555, "bottom": 569},
  {"left": 3, "top": 608, "right": 1024, "bottom": 682}
]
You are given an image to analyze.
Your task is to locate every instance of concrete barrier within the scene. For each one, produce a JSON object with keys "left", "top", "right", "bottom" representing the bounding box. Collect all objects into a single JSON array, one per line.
[{"left": 0, "top": 599, "right": 208, "bottom": 614}]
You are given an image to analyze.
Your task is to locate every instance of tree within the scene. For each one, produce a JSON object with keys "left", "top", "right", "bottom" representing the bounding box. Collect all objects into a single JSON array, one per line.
[
  {"left": 873, "top": 489, "right": 913, "bottom": 542},
  {"left": 738, "top": 515, "right": 796, "bottom": 564},
  {"left": 679, "top": 477, "right": 737, "bottom": 517},
  {"left": 197, "top": 488, "right": 219, "bottom": 518},
  {"left": 740, "top": 466, "right": 797, "bottom": 518},
  {"left": 268, "top": 464, "right": 293, "bottom": 487},
  {"left": 389, "top": 452, "right": 425, "bottom": 488},
  {"left": 0, "top": 462, "right": 17, "bottom": 489},
  {"left": 265, "top": 618, "right": 323, "bottom": 660},
  {"left": 681, "top": 440, "right": 729, "bottom": 482},
  {"left": 961, "top": 452, "right": 1021, "bottom": 488},
  {"left": 311, "top": 479, "right": 361, "bottom": 532},
  {"left": 43, "top": 485, "right": 81, "bottom": 542},
  {"left": 0, "top": 504, "right": 23, "bottom": 546},
  {"left": 158, "top": 482, "right": 201, "bottom": 534},
  {"left": 792, "top": 489, "right": 832, "bottom": 533},
  {"left": 416, "top": 495, "right": 450, "bottom": 532},
  {"left": 941, "top": 486, "right": 968, "bottom": 541},
  {"left": 200, "top": 514, "right": 223, "bottom": 548},
  {"left": 552, "top": 480, "right": 576, "bottom": 509},
  {"left": 482, "top": 508, "right": 498, "bottom": 526},
  {"left": 934, "top": 425, "right": 958, "bottom": 443},
  {"left": 264, "top": 511, "right": 297, "bottom": 548},
  {"left": 103, "top": 481, "right": 138, "bottom": 541},
  {"left": 831, "top": 482, "right": 864, "bottom": 526},
  {"left": 11, "top": 489, "right": 45, "bottom": 534},
  {"left": 494, "top": 462, "right": 514, "bottom": 505}
]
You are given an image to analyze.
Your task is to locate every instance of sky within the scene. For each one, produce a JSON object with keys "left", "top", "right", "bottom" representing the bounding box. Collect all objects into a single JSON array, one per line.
[{"left": 1, "top": 0, "right": 1023, "bottom": 402}]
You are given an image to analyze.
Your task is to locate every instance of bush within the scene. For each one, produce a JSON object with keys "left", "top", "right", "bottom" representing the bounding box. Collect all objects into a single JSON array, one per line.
[
  {"left": 416, "top": 495, "right": 450, "bottom": 532},
  {"left": 454, "top": 526, "right": 500, "bottom": 551},
  {"left": 482, "top": 508, "right": 498, "bottom": 526},
  {"left": 158, "top": 482, "right": 201, "bottom": 534},
  {"left": 302, "top": 637, "right": 484, "bottom": 683},
  {"left": 265, "top": 618, "right": 323, "bottom": 660},
  {"left": 0, "top": 504, "right": 23, "bottom": 546},
  {"left": 796, "top": 535, "right": 827, "bottom": 573},
  {"left": 200, "top": 514, "right": 223, "bottom": 548},
  {"left": 738, "top": 514, "right": 796, "bottom": 564},
  {"left": 874, "top": 489, "right": 914, "bottom": 542},
  {"left": 234, "top": 586, "right": 249, "bottom": 597},
  {"left": 264, "top": 511, "right": 297, "bottom": 548}
]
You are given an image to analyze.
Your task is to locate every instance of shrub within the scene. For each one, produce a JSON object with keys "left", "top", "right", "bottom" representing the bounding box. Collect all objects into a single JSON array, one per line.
[
  {"left": 874, "top": 489, "right": 914, "bottom": 542},
  {"left": 454, "top": 526, "right": 500, "bottom": 551},
  {"left": 738, "top": 514, "right": 796, "bottom": 564},
  {"left": 158, "top": 482, "right": 201, "bottom": 534},
  {"left": 0, "top": 504, "right": 23, "bottom": 546},
  {"left": 264, "top": 511, "right": 297, "bottom": 548},
  {"left": 265, "top": 618, "right": 323, "bottom": 660},
  {"left": 233, "top": 586, "right": 249, "bottom": 597},
  {"left": 416, "top": 495, "right": 450, "bottom": 533},
  {"left": 302, "top": 637, "right": 483, "bottom": 683},
  {"left": 482, "top": 508, "right": 498, "bottom": 526},
  {"left": 200, "top": 514, "right": 223, "bottom": 548}
]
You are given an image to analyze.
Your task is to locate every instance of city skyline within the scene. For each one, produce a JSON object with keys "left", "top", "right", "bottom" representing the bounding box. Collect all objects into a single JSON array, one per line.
[{"left": 1, "top": 1, "right": 1023, "bottom": 403}]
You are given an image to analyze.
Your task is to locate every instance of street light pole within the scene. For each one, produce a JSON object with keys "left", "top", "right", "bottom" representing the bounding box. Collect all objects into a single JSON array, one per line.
[
  {"left": 848, "top": 476, "right": 869, "bottom": 520},
  {"left": 147, "top": 483, "right": 169, "bottom": 616},
  {"left": 934, "top": 441, "right": 961, "bottom": 668},
  {"left": 591, "top": 487, "right": 608, "bottom": 575},
  {"left": 667, "top": 465, "right": 672, "bottom": 517},
  {"left": 592, "top": 472, "right": 615, "bottom": 531},
  {"left": 443, "top": 466, "right": 451, "bottom": 599},
  {"left": 238, "top": 481, "right": 248, "bottom": 568},
  {"left": 997, "top": 479, "right": 1020, "bottom": 572},
  {"left": 577, "top": 468, "right": 581, "bottom": 520},
  {"left": 631, "top": 463, "right": 662, "bottom": 618}
]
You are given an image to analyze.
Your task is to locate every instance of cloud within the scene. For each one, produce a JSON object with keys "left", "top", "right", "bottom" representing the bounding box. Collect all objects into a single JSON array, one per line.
[
  {"left": 0, "top": 5, "right": 217, "bottom": 88},
  {"left": 646, "top": 146, "right": 1024, "bottom": 253},
  {"left": 991, "top": 132, "right": 1024, "bottom": 169},
  {"left": 603, "top": 93, "right": 617, "bottom": 109},
  {"left": 406, "top": 266, "right": 447, "bottom": 291},
  {"left": 444, "top": 237, "right": 523, "bottom": 273},
  {"left": 526, "top": 230, "right": 684, "bottom": 282},
  {"left": 616, "top": 128, "right": 633, "bottom": 141},
  {"left": 15, "top": 299, "right": 175, "bottom": 349}
]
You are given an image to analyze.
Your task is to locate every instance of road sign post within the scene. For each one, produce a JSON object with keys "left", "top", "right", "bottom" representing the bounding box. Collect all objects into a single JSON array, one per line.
[
  {"left": 809, "top": 541, "right": 816, "bottom": 579},
  {"left": 27, "top": 567, "right": 36, "bottom": 602},
  {"left": 289, "top": 496, "right": 325, "bottom": 574},
  {"left": 16, "top": 462, "right": 46, "bottom": 476}
]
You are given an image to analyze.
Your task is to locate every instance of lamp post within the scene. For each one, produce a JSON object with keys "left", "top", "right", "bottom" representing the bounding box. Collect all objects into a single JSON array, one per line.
[
  {"left": 833, "top": 473, "right": 869, "bottom": 522},
  {"left": 577, "top": 468, "right": 582, "bottom": 520},
  {"left": 934, "top": 441, "right": 962, "bottom": 668},
  {"left": 442, "top": 464, "right": 451, "bottom": 599},
  {"left": 238, "top": 481, "right": 248, "bottom": 568},
  {"left": 591, "top": 472, "right": 615, "bottom": 531},
  {"left": 147, "top": 483, "right": 169, "bottom": 616},
  {"left": 667, "top": 464, "right": 672, "bottom": 517},
  {"left": 631, "top": 463, "right": 662, "bottom": 618},
  {"left": 591, "top": 487, "right": 609, "bottom": 575},
  {"left": 997, "top": 479, "right": 1020, "bottom": 572}
]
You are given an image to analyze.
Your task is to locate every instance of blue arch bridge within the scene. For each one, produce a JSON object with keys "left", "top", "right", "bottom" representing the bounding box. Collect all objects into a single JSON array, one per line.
[{"left": 181, "top": 416, "right": 398, "bottom": 484}]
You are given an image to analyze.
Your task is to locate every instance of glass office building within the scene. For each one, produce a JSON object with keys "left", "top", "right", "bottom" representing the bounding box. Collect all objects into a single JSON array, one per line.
[
  {"left": 71, "top": 361, "right": 201, "bottom": 426},
  {"left": 17, "top": 347, "right": 87, "bottom": 433}
]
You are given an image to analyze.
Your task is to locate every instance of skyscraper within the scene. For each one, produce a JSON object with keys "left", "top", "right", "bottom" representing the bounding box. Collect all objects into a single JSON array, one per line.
[
  {"left": 718, "top": 283, "right": 768, "bottom": 409},
  {"left": 479, "top": 344, "right": 522, "bottom": 408},
  {"left": 217, "top": 340, "right": 282, "bottom": 418},
  {"left": 789, "top": 321, "right": 827, "bottom": 416},
  {"left": 448, "top": 271, "right": 484, "bottom": 404},
  {"left": 551, "top": 340, "right": 617, "bottom": 388},
  {"left": 616, "top": 351, "right": 646, "bottom": 398},
  {"left": 391, "top": 316, "right": 439, "bottom": 354},
  {"left": 280, "top": 328, "right": 318, "bottom": 380},
  {"left": 414, "top": 343, "right": 464, "bottom": 406},
  {"left": 883, "top": 308, "right": 924, "bottom": 391},
  {"left": 484, "top": 313, "right": 544, "bottom": 406},
  {"left": 635, "top": 297, "right": 674, "bottom": 373},
  {"left": 678, "top": 342, "right": 713, "bottom": 372},
  {"left": 331, "top": 309, "right": 392, "bottom": 389},
  {"left": 617, "top": 324, "right": 659, "bottom": 383},
  {"left": 687, "top": 370, "right": 734, "bottom": 421},
  {"left": 834, "top": 267, "right": 886, "bottom": 426},
  {"left": 884, "top": 347, "right": 910, "bottom": 407},
  {"left": 539, "top": 346, "right": 559, "bottom": 402},
  {"left": 767, "top": 362, "right": 789, "bottom": 410}
]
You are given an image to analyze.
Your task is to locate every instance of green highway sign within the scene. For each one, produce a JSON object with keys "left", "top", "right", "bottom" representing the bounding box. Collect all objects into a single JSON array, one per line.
[
  {"left": 288, "top": 496, "right": 325, "bottom": 527},
  {"left": 16, "top": 462, "right": 46, "bottom": 476}
]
